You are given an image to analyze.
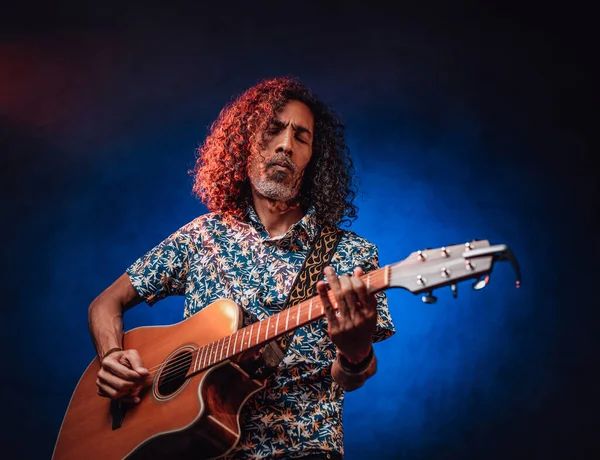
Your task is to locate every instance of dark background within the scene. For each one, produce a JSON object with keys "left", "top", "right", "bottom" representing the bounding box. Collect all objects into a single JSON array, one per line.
[{"left": 1, "top": 1, "right": 597, "bottom": 459}]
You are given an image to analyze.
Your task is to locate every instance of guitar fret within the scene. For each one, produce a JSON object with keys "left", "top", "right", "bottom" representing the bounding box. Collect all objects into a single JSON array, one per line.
[
  {"left": 210, "top": 342, "right": 216, "bottom": 366},
  {"left": 219, "top": 338, "right": 225, "bottom": 361},
  {"left": 200, "top": 345, "right": 206, "bottom": 369},
  {"left": 206, "top": 343, "right": 213, "bottom": 367},
  {"left": 203, "top": 345, "right": 209, "bottom": 368},
  {"left": 275, "top": 313, "right": 280, "bottom": 337},
  {"left": 212, "top": 341, "right": 219, "bottom": 365},
  {"left": 308, "top": 298, "right": 313, "bottom": 320},
  {"left": 226, "top": 335, "right": 231, "bottom": 358},
  {"left": 256, "top": 322, "right": 261, "bottom": 346},
  {"left": 241, "top": 328, "right": 246, "bottom": 352},
  {"left": 232, "top": 331, "right": 238, "bottom": 355},
  {"left": 194, "top": 347, "right": 202, "bottom": 372},
  {"left": 296, "top": 304, "right": 301, "bottom": 326},
  {"left": 286, "top": 309, "right": 290, "bottom": 330},
  {"left": 265, "top": 316, "right": 270, "bottom": 340},
  {"left": 200, "top": 344, "right": 207, "bottom": 369}
]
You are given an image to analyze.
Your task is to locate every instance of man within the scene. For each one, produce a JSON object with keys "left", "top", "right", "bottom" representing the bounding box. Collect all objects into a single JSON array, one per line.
[{"left": 89, "top": 76, "right": 395, "bottom": 459}]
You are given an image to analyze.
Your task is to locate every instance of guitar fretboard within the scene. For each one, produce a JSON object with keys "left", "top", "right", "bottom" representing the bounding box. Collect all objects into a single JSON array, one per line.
[{"left": 188, "top": 266, "right": 390, "bottom": 375}]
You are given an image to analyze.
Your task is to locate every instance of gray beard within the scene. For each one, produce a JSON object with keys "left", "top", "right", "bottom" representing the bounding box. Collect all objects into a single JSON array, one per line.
[{"left": 251, "top": 175, "right": 298, "bottom": 202}]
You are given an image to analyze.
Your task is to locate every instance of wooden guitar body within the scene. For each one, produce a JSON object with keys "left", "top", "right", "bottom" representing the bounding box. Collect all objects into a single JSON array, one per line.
[{"left": 53, "top": 299, "right": 266, "bottom": 460}]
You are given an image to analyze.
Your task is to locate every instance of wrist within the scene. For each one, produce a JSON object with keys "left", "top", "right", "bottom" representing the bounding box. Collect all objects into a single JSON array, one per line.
[
  {"left": 338, "top": 344, "right": 373, "bottom": 365},
  {"left": 101, "top": 347, "right": 123, "bottom": 361},
  {"left": 337, "top": 345, "right": 374, "bottom": 371}
]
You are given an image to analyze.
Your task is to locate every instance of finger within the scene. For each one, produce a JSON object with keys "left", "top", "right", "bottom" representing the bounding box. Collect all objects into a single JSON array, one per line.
[
  {"left": 96, "top": 379, "right": 119, "bottom": 399},
  {"left": 352, "top": 266, "right": 370, "bottom": 301},
  {"left": 348, "top": 275, "right": 366, "bottom": 318},
  {"left": 122, "top": 350, "right": 150, "bottom": 377},
  {"left": 97, "top": 385, "right": 110, "bottom": 398},
  {"left": 97, "top": 384, "right": 141, "bottom": 404},
  {"left": 97, "top": 377, "right": 136, "bottom": 401},
  {"left": 98, "top": 370, "right": 137, "bottom": 396},
  {"left": 325, "top": 266, "right": 348, "bottom": 317},
  {"left": 317, "top": 280, "right": 338, "bottom": 328},
  {"left": 129, "top": 385, "right": 142, "bottom": 396},
  {"left": 338, "top": 274, "right": 357, "bottom": 320},
  {"left": 353, "top": 267, "right": 377, "bottom": 311},
  {"left": 353, "top": 266, "right": 365, "bottom": 277},
  {"left": 103, "top": 356, "right": 145, "bottom": 381}
]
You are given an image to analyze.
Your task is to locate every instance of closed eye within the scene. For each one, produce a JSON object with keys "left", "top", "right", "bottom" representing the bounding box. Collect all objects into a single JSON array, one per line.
[
  {"left": 293, "top": 126, "right": 312, "bottom": 145},
  {"left": 267, "top": 121, "right": 285, "bottom": 135},
  {"left": 295, "top": 134, "right": 309, "bottom": 144}
]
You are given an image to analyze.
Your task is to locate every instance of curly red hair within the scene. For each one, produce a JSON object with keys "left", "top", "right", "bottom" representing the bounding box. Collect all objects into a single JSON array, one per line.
[{"left": 191, "top": 76, "right": 357, "bottom": 226}]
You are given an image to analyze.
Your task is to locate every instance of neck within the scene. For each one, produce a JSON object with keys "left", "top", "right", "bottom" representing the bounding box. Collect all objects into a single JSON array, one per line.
[{"left": 251, "top": 191, "right": 304, "bottom": 237}]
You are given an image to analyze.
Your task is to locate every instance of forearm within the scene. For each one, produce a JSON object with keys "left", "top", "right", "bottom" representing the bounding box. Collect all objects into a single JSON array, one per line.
[
  {"left": 331, "top": 348, "right": 377, "bottom": 392},
  {"left": 88, "top": 294, "right": 125, "bottom": 360},
  {"left": 88, "top": 273, "right": 144, "bottom": 360}
]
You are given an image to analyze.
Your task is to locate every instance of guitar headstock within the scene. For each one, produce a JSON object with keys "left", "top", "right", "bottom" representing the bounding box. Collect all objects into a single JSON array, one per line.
[{"left": 388, "top": 240, "right": 520, "bottom": 303}]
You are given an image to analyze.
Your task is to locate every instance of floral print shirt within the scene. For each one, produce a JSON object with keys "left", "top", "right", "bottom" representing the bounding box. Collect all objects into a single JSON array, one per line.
[{"left": 126, "top": 206, "right": 395, "bottom": 459}]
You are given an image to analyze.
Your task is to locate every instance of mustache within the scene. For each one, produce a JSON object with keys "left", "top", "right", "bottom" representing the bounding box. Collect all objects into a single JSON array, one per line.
[{"left": 266, "top": 157, "right": 296, "bottom": 172}]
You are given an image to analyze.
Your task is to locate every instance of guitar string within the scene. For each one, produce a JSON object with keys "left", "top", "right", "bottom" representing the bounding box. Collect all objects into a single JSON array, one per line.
[
  {"left": 139, "top": 290, "right": 329, "bottom": 378},
  {"left": 132, "top": 254, "right": 472, "bottom": 389},
  {"left": 137, "top": 270, "right": 388, "bottom": 387},
  {"left": 125, "top": 269, "right": 387, "bottom": 387},
  {"left": 154, "top": 266, "right": 387, "bottom": 387},
  {"left": 139, "top": 302, "right": 304, "bottom": 377},
  {"left": 152, "top": 301, "right": 327, "bottom": 387}
]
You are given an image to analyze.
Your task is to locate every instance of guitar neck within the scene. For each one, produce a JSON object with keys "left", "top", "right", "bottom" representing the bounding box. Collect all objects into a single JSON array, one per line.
[{"left": 188, "top": 266, "right": 392, "bottom": 374}]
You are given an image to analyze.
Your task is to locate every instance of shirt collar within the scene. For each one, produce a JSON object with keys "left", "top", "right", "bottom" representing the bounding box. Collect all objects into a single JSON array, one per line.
[{"left": 244, "top": 204, "right": 320, "bottom": 244}]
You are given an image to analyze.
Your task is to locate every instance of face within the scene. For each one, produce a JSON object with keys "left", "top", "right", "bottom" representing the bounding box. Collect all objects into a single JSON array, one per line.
[{"left": 247, "top": 100, "right": 314, "bottom": 203}]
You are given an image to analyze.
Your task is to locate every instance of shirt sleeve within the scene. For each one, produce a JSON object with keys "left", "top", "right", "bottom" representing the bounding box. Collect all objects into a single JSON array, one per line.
[{"left": 126, "top": 225, "right": 195, "bottom": 306}]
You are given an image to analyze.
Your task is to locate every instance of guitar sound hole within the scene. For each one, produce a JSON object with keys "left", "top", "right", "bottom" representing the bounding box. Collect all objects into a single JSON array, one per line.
[{"left": 156, "top": 350, "right": 193, "bottom": 397}]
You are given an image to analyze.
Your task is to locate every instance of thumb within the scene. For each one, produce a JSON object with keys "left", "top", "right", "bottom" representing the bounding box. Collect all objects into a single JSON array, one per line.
[{"left": 127, "top": 350, "right": 149, "bottom": 376}]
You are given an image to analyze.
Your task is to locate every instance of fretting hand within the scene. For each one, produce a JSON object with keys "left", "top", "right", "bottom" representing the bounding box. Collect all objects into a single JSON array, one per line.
[{"left": 317, "top": 266, "right": 378, "bottom": 363}]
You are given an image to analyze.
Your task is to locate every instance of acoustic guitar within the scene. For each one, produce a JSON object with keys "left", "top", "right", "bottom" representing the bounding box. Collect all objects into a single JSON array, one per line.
[{"left": 53, "top": 240, "right": 520, "bottom": 459}]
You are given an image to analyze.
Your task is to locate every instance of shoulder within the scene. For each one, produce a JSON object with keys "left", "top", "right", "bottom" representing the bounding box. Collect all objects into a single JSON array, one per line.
[
  {"left": 176, "top": 211, "right": 228, "bottom": 235},
  {"left": 152, "top": 212, "right": 225, "bottom": 250},
  {"left": 333, "top": 228, "right": 381, "bottom": 268},
  {"left": 337, "top": 228, "right": 379, "bottom": 254}
]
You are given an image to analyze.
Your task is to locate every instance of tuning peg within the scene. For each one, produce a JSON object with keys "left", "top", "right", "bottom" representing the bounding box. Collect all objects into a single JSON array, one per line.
[
  {"left": 472, "top": 275, "right": 490, "bottom": 290},
  {"left": 451, "top": 284, "right": 458, "bottom": 298},
  {"left": 421, "top": 291, "right": 438, "bottom": 304}
]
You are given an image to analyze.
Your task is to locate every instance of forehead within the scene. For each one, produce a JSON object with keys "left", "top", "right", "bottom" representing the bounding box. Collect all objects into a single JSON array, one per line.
[{"left": 276, "top": 100, "right": 314, "bottom": 129}]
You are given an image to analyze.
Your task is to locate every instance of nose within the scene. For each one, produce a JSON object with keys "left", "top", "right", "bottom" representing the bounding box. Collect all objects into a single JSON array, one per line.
[{"left": 275, "top": 127, "right": 294, "bottom": 156}]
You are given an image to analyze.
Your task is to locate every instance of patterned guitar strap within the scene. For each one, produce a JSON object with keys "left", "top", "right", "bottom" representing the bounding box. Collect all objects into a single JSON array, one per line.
[{"left": 253, "top": 224, "right": 343, "bottom": 377}]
